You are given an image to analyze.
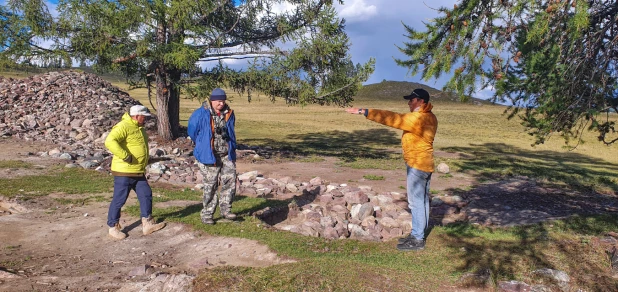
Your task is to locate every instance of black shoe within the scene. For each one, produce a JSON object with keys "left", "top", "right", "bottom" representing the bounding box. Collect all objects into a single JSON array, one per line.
[
  {"left": 398, "top": 234, "right": 414, "bottom": 244},
  {"left": 201, "top": 217, "right": 215, "bottom": 225},
  {"left": 222, "top": 212, "right": 237, "bottom": 220},
  {"left": 397, "top": 238, "right": 425, "bottom": 251}
]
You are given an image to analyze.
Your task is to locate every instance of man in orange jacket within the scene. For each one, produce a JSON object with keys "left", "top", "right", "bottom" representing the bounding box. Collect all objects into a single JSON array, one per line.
[{"left": 346, "top": 88, "right": 438, "bottom": 251}]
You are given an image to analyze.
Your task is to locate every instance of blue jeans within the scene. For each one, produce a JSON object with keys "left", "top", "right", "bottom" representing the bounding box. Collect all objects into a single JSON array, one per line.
[
  {"left": 107, "top": 176, "right": 152, "bottom": 227},
  {"left": 406, "top": 166, "right": 432, "bottom": 241}
]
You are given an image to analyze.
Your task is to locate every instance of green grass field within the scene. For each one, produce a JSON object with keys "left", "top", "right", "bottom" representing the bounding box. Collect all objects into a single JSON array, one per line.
[{"left": 2, "top": 70, "right": 618, "bottom": 291}]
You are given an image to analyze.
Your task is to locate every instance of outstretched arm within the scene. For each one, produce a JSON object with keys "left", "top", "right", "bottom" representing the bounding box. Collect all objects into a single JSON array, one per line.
[
  {"left": 345, "top": 108, "right": 367, "bottom": 115},
  {"left": 346, "top": 108, "right": 419, "bottom": 132}
]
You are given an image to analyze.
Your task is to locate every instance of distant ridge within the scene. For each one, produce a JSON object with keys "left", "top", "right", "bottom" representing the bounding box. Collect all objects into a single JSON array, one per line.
[{"left": 355, "top": 80, "right": 491, "bottom": 105}]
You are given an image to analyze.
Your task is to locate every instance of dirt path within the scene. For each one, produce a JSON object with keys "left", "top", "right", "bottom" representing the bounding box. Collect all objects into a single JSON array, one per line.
[
  {"left": 0, "top": 195, "right": 294, "bottom": 291},
  {"left": 0, "top": 139, "right": 297, "bottom": 291}
]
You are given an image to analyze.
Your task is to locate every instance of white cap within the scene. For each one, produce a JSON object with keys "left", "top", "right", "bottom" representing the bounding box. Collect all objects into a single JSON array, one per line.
[{"left": 129, "top": 105, "right": 152, "bottom": 116}]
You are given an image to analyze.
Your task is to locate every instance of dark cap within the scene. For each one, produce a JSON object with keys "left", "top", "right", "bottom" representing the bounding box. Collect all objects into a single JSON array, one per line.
[
  {"left": 210, "top": 88, "right": 227, "bottom": 101},
  {"left": 403, "top": 88, "right": 430, "bottom": 103}
]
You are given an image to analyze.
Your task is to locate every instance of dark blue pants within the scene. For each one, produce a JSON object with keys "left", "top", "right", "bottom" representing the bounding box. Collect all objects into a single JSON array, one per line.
[{"left": 107, "top": 176, "right": 152, "bottom": 227}]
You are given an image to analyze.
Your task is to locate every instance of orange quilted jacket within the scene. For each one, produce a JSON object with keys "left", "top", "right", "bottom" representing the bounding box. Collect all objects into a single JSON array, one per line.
[{"left": 366, "top": 103, "right": 438, "bottom": 172}]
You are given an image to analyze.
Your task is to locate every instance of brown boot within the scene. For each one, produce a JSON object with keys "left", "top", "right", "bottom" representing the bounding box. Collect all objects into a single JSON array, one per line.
[
  {"left": 108, "top": 223, "right": 127, "bottom": 240},
  {"left": 142, "top": 216, "right": 166, "bottom": 235}
]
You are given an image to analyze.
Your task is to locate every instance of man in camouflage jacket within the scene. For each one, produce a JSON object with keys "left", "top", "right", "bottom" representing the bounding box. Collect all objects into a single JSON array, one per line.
[{"left": 187, "top": 88, "right": 238, "bottom": 224}]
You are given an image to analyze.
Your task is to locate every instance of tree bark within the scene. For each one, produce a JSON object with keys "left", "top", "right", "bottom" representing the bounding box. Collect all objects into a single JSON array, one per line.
[
  {"left": 153, "top": 19, "right": 180, "bottom": 141},
  {"left": 155, "top": 67, "right": 180, "bottom": 140}
]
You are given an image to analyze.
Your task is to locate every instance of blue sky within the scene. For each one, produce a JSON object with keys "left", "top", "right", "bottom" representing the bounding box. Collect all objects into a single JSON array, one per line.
[{"left": 5, "top": 0, "right": 490, "bottom": 98}]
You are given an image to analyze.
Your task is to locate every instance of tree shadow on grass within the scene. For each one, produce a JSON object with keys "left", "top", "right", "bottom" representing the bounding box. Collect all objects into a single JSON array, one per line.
[
  {"left": 439, "top": 215, "right": 618, "bottom": 291},
  {"left": 242, "top": 128, "right": 401, "bottom": 161},
  {"left": 442, "top": 143, "right": 618, "bottom": 193},
  {"left": 155, "top": 195, "right": 291, "bottom": 223},
  {"left": 433, "top": 143, "right": 618, "bottom": 290}
]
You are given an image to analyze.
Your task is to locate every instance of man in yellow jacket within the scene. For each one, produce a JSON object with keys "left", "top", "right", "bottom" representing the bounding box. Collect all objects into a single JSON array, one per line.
[
  {"left": 346, "top": 88, "right": 438, "bottom": 251},
  {"left": 105, "top": 105, "right": 165, "bottom": 240}
]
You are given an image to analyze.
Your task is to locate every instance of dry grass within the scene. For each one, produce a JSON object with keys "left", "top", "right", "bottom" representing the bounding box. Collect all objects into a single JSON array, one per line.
[
  {"left": 112, "top": 81, "right": 618, "bottom": 192},
  {"left": 5, "top": 69, "right": 616, "bottom": 189}
]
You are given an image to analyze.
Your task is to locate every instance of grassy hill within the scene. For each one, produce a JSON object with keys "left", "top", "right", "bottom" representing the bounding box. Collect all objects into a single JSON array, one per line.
[{"left": 355, "top": 80, "right": 492, "bottom": 105}]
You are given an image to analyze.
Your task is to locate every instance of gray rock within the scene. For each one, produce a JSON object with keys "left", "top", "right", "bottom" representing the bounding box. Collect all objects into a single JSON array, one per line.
[
  {"left": 322, "top": 227, "right": 339, "bottom": 240},
  {"left": 326, "top": 184, "right": 338, "bottom": 192},
  {"left": 459, "top": 269, "right": 492, "bottom": 287},
  {"left": 47, "top": 148, "right": 62, "bottom": 156},
  {"left": 345, "top": 191, "right": 369, "bottom": 204},
  {"left": 59, "top": 153, "right": 74, "bottom": 160},
  {"left": 129, "top": 265, "right": 149, "bottom": 276},
  {"left": 533, "top": 268, "right": 570, "bottom": 282},
  {"left": 533, "top": 268, "right": 570, "bottom": 291},
  {"left": 350, "top": 204, "right": 362, "bottom": 219},
  {"left": 79, "top": 160, "right": 99, "bottom": 169},
  {"left": 431, "top": 196, "right": 444, "bottom": 206},
  {"left": 436, "top": 162, "right": 450, "bottom": 173},
  {"left": 378, "top": 217, "right": 400, "bottom": 228},
  {"left": 441, "top": 195, "right": 464, "bottom": 205},
  {"left": 497, "top": 280, "right": 531, "bottom": 292},
  {"left": 357, "top": 203, "right": 375, "bottom": 220},
  {"left": 285, "top": 183, "right": 298, "bottom": 193},
  {"left": 376, "top": 194, "right": 393, "bottom": 204},
  {"left": 309, "top": 176, "right": 323, "bottom": 185},
  {"left": 361, "top": 216, "right": 377, "bottom": 228},
  {"left": 320, "top": 216, "right": 336, "bottom": 228},
  {"left": 149, "top": 148, "right": 166, "bottom": 157},
  {"left": 148, "top": 162, "right": 166, "bottom": 174},
  {"left": 238, "top": 170, "right": 259, "bottom": 182}
]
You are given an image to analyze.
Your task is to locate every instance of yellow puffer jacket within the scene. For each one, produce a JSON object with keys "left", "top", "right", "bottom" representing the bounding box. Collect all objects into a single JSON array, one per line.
[
  {"left": 105, "top": 113, "right": 149, "bottom": 174},
  {"left": 366, "top": 103, "right": 438, "bottom": 172}
]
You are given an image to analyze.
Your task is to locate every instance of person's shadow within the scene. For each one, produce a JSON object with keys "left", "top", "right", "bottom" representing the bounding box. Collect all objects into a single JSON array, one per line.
[{"left": 122, "top": 219, "right": 144, "bottom": 235}]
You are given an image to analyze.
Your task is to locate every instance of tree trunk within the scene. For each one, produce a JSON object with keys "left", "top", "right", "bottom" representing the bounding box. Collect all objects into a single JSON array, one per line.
[
  {"left": 155, "top": 67, "right": 180, "bottom": 140},
  {"left": 153, "top": 20, "right": 180, "bottom": 141}
]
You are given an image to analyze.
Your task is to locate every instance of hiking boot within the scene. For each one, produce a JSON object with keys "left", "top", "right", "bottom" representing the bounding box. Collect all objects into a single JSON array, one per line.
[
  {"left": 201, "top": 217, "right": 215, "bottom": 225},
  {"left": 109, "top": 223, "right": 127, "bottom": 240},
  {"left": 221, "top": 212, "right": 237, "bottom": 220},
  {"left": 142, "top": 216, "right": 166, "bottom": 235},
  {"left": 398, "top": 234, "right": 414, "bottom": 244},
  {"left": 397, "top": 238, "right": 425, "bottom": 251}
]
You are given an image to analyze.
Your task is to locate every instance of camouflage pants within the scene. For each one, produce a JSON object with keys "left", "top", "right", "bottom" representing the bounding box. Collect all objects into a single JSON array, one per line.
[{"left": 198, "top": 155, "right": 237, "bottom": 219}]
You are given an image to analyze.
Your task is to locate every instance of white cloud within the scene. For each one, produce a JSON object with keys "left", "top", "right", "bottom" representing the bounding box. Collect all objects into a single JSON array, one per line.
[
  {"left": 336, "top": 0, "right": 377, "bottom": 23},
  {"left": 271, "top": 2, "right": 296, "bottom": 14},
  {"left": 475, "top": 86, "right": 496, "bottom": 101}
]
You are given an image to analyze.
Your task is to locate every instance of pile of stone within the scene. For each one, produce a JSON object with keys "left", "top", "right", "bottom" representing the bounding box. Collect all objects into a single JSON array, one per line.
[
  {"left": 248, "top": 175, "right": 469, "bottom": 242},
  {"left": 0, "top": 71, "right": 152, "bottom": 148},
  {"left": 139, "top": 149, "right": 468, "bottom": 242}
]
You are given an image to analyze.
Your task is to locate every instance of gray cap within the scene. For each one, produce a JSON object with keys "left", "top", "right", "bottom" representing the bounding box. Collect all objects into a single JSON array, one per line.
[{"left": 210, "top": 88, "right": 227, "bottom": 101}]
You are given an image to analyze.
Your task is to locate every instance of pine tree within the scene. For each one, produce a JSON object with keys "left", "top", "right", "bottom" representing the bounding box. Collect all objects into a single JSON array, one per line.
[
  {"left": 1, "top": 0, "right": 374, "bottom": 140},
  {"left": 396, "top": 0, "right": 617, "bottom": 146}
]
